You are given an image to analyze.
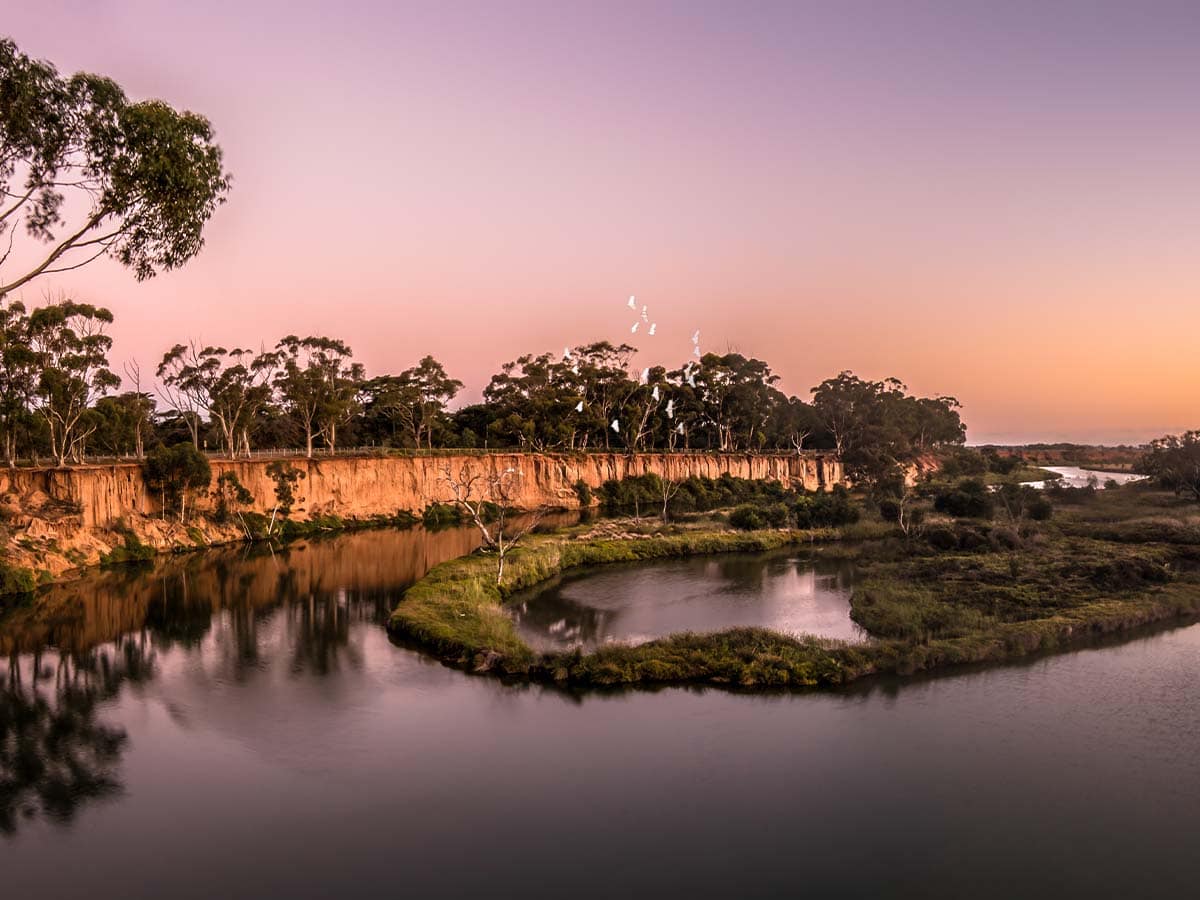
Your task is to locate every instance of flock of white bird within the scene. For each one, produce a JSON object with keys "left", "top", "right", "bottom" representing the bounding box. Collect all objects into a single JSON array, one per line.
[{"left": 558, "top": 294, "right": 701, "bottom": 438}]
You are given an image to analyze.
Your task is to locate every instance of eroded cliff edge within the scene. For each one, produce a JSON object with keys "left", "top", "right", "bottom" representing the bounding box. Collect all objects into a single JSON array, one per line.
[{"left": 0, "top": 451, "right": 841, "bottom": 583}]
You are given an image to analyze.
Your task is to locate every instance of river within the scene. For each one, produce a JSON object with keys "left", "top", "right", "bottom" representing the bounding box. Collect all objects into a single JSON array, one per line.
[
  {"left": 1023, "top": 465, "right": 1148, "bottom": 490},
  {"left": 2, "top": 523, "right": 1198, "bottom": 898}
]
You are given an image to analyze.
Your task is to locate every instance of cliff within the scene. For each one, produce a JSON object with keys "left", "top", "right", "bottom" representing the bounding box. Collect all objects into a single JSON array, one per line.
[{"left": 0, "top": 451, "right": 841, "bottom": 582}]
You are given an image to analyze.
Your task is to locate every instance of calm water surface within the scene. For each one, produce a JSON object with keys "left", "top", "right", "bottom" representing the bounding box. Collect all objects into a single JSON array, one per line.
[
  {"left": 511, "top": 549, "right": 864, "bottom": 650},
  {"left": 1025, "top": 465, "right": 1148, "bottom": 489},
  {"left": 3, "top": 524, "right": 1199, "bottom": 899}
]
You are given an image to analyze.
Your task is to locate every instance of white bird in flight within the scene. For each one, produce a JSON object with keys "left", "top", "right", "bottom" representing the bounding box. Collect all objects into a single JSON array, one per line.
[
  {"left": 563, "top": 347, "right": 571, "bottom": 360},
  {"left": 641, "top": 305, "right": 649, "bottom": 322},
  {"left": 676, "top": 423, "right": 685, "bottom": 435},
  {"left": 575, "top": 400, "right": 584, "bottom": 412},
  {"left": 693, "top": 345, "right": 701, "bottom": 358},
  {"left": 666, "top": 398, "right": 675, "bottom": 418},
  {"left": 639, "top": 367, "right": 649, "bottom": 385},
  {"left": 631, "top": 322, "right": 639, "bottom": 334},
  {"left": 648, "top": 323, "right": 656, "bottom": 336},
  {"left": 628, "top": 295, "right": 637, "bottom": 309},
  {"left": 651, "top": 385, "right": 660, "bottom": 401},
  {"left": 692, "top": 330, "right": 700, "bottom": 345},
  {"left": 611, "top": 419, "right": 620, "bottom": 433}
]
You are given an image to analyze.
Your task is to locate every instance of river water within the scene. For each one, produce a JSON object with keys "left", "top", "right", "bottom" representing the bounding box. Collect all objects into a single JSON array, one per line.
[
  {"left": 1024, "top": 465, "right": 1148, "bottom": 490},
  {"left": 511, "top": 548, "right": 865, "bottom": 650},
  {"left": 3, "top": 524, "right": 1199, "bottom": 898}
]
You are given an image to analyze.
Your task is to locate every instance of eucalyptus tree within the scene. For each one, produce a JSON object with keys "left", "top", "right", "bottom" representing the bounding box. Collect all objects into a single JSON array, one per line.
[
  {"left": 362, "top": 356, "right": 462, "bottom": 449},
  {"left": 274, "top": 335, "right": 364, "bottom": 457},
  {"left": 156, "top": 342, "right": 209, "bottom": 446},
  {"left": 672, "top": 353, "right": 780, "bottom": 451},
  {"left": 92, "top": 391, "right": 155, "bottom": 457},
  {"left": 206, "top": 347, "right": 278, "bottom": 457},
  {"left": 482, "top": 351, "right": 580, "bottom": 450},
  {"left": 25, "top": 299, "right": 119, "bottom": 466},
  {"left": 157, "top": 343, "right": 277, "bottom": 456},
  {"left": 1145, "top": 432, "right": 1200, "bottom": 501},
  {"left": 0, "top": 296, "right": 34, "bottom": 465},
  {"left": 0, "top": 38, "right": 230, "bottom": 296}
]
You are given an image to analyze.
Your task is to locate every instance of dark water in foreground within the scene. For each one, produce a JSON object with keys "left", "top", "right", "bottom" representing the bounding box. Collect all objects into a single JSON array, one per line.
[{"left": 3, "top": 525, "right": 1199, "bottom": 899}]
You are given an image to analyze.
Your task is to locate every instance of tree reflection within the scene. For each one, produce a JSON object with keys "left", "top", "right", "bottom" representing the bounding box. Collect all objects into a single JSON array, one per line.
[{"left": 0, "top": 637, "right": 152, "bottom": 835}]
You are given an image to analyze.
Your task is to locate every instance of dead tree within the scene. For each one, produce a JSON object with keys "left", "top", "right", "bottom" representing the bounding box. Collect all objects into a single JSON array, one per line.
[{"left": 441, "top": 462, "right": 543, "bottom": 584}]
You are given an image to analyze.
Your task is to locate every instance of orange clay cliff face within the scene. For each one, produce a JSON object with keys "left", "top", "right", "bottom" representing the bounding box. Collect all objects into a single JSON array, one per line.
[{"left": 0, "top": 451, "right": 842, "bottom": 583}]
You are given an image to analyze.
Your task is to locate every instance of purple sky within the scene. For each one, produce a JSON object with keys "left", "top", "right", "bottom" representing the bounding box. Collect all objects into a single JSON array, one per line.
[{"left": 6, "top": 1, "right": 1200, "bottom": 444}]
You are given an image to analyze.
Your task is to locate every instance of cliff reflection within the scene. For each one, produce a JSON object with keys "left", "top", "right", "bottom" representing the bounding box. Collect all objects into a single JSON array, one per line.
[{"left": 1, "top": 516, "right": 568, "bottom": 835}]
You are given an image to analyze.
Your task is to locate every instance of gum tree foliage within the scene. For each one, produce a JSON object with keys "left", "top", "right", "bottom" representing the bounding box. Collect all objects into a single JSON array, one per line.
[
  {"left": 1144, "top": 432, "right": 1200, "bottom": 501},
  {"left": 143, "top": 442, "right": 211, "bottom": 521},
  {"left": 811, "top": 371, "right": 965, "bottom": 489},
  {"left": 0, "top": 38, "right": 230, "bottom": 296},
  {"left": 360, "top": 355, "right": 462, "bottom": 450},
  {"left": 25, "top": 299, "right": 119, "bottom": 466},
  {"left": 0, "top": 295, "right": 35, "bottom": 465},
  {"left": 91, "top": 391, "right": 155, "bottom": 457},
  {"left": 156, "top": 342, "right": 277, "bottom": 457},
  {"left": 274, "top": 336, "right": 365, "bottom": 457}
]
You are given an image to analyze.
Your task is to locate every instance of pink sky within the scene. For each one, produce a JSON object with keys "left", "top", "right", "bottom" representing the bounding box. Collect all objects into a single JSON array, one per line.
[{"left": 6, "top": 1, "right": 1200, "bottom": 444}]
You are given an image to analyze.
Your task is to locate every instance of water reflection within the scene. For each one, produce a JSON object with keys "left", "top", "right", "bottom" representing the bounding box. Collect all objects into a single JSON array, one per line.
[
  {"left": 0, "top": 516, "right": 565, "bottom": 836},
  {"left": 510, "top": 549, "right": 864, "bottom": 651},
  {"left": 1, "top": 640, "right": 146, "bottom": 834}
]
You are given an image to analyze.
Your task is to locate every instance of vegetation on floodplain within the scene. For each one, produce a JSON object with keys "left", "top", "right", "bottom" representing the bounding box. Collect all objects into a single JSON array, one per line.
[
  {"left": 387, "top": 481, "right": 1200, "bottom": 689},
  {"left": 598, "top": 472, "right": 859, "bottom": 528}
]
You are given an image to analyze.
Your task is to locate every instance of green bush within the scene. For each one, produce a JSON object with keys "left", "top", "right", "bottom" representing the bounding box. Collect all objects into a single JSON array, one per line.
[
  {"left": 0, "top": 559, "right": 36, "bottom": 597},
  {"left": 934, "top": 478, "right": 994, "bottom": 519},
  {"left": 423, "top": 502, "right": 462, "bottom": 528},
  {"left": 573, "top": 480, "right": 593, "bottom": 506},
  {"left": 144, "top": 443, "right": 212, "bottom": 520},
  {"left": 100, "top": 530, "right": 155, "bottom": 566},
  {"left": 925, "top": 526, "right": 959, "bottom": 551},
  {"left": 729, "top": 505, "right": 766, "bottom": 530}
]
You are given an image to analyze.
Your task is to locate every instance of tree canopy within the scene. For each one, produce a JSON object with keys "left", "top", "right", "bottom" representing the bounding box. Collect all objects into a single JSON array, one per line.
[{"left": 0, "top": 37, "right": 230, "bottom": 295}]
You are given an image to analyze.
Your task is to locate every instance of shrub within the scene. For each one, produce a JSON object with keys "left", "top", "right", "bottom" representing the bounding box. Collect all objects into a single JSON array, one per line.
[
  {"left": 1027, "top": 494, "right": 1053, "bottom": 520},
  {"left": 423, "top": 502, "right": 461, "bottom": 528},
  {"left": 573, "top": 480, "right": 593, "bottom": 506},
  {"left": 729, "top": 505, "right": 766, "bottom": 530},
  {"left": 0, "top": 559, "right": 36, "bottom": 596},
  {"left": 926, "top": 526, "right": 959, "bottom": 551},
  {"left": 100, "top": 530, "right": 155, "bottom": 566},
  {"left": 144, "top": 443, "right": 212, "bottom": 521},
  {"left": 213, "top": 471, "right": 254, "bottom": 523},
  {"left": 933, "top": 478, "right": 994, "bottom": 519}
]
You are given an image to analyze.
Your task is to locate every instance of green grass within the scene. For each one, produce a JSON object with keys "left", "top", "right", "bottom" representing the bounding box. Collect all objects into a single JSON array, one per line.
[
  {"left": 388, "top": 527, "right": 863, "bottom": 683},
  {"left": 388, "top": 487, "right": 1200, "bottom": 690}
]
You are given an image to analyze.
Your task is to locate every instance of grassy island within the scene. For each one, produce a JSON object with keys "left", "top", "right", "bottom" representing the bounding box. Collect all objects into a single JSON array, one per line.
[{"left": 387, "top": 484, "right": 1200, "bottom": 689}]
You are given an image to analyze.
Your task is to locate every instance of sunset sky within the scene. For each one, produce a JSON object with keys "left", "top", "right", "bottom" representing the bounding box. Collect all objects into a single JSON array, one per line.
[{"left": 6, "top": 1, "right": 1200, "bottom": 444}]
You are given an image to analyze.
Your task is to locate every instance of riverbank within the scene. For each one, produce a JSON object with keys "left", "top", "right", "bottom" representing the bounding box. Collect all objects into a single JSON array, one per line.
[
  {"left": 0, "top": 450, "right": 843, "bottom": 591},
  {"left": 387, "top": 486, "right": 1200, "bottom": 689}
]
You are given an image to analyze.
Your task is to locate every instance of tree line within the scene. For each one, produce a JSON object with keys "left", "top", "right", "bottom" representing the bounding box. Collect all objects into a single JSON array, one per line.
[
  {"left": 2, "top": 38, "right": 965, "bottom": 484},
  {"left": 0, "top": 295, "right": 966, "bottom": 485}
]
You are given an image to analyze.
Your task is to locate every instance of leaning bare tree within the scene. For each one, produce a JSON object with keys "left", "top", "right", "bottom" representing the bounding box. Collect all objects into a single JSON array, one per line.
[{"left": 441, "top": 462, "right": 543, "bottom": 584}]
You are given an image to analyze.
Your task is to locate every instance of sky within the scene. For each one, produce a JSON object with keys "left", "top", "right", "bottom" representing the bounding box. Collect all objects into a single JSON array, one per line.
[{"left": 4, "top": 0, "right": 1200, "bottom": 444}]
